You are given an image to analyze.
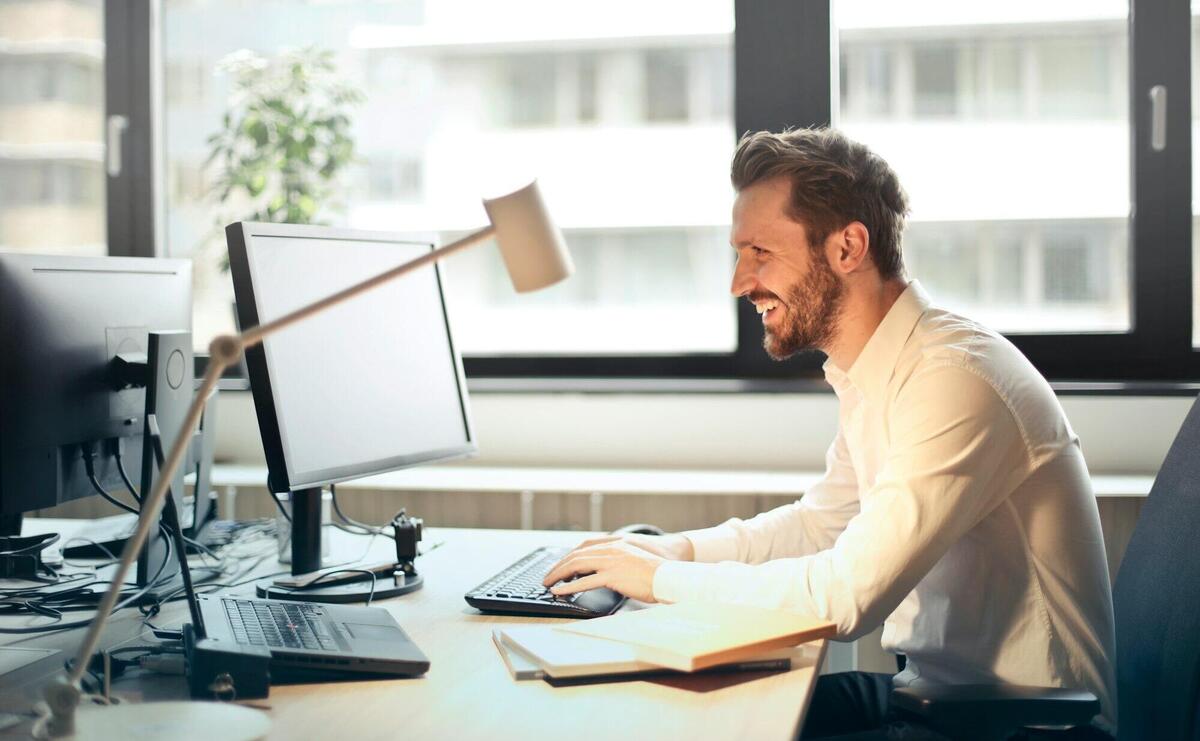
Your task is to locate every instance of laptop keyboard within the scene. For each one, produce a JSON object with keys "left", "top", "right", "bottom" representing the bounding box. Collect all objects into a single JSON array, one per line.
[{"left": 223, "top": 598, "right": 337, "bottom": 651}]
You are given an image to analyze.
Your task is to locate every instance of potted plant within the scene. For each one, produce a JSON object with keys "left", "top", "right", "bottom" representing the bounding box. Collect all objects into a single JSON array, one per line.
[{"left": 191, "top": 45, "right": 364, "bottom": 351}]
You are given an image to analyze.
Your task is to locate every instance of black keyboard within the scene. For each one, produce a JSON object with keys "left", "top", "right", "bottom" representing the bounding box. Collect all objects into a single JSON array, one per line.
[
  {"left": 464, "top": 546, "right": 626, "bottom": 618},
  {"left": 223, "top": 598, "right": 338, "bottom": 650}
]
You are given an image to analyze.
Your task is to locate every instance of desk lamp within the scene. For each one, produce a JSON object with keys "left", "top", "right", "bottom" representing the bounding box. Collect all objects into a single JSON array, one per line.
[{"left": 38, "top": 181, "right": 573, "bottom": 739}]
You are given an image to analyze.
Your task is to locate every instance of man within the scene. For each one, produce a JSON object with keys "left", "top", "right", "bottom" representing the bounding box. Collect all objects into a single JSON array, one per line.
[{"left": 543, "top": 128, "right": 1116, "bottom": 739}]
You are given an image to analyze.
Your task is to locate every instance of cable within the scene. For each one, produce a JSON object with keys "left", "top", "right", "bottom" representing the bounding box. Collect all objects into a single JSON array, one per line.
[
  {"left": 117, "top": 444, "right": 227, "bottom": 570},
  {"left": 113, "top": 443, "right": 142, "bottom": 505},
  {"left": 0, "top": 505, "right": 277, "bottom": 634},
  {"left": 81, "top": 457, "right": 178, "bottom": 583},
  {"left": 0, "top": 522, "right": 179, "bottom": 633},
  {"left": 182, "top": 535, "right": 221, "bottom": 562},
  {"left": 0, "top": 567, "right": 171, "bottom": 634},
  {"left": 80, "top": 444, "right": 184, "bottom": 593},
  {"left": 60, "top": 537, "right": 119, "bottom": 567},
  {"left": 269, "top": 487, "right": 292, "bottom": 524},
  {"left": 0, "top": 572, "right": 95, "bottom": 598},
  {"left": 85, "top": 476, "right": 139, "bottom": 516},
  {"left": 80, "top": 444, "right": 140, "bottom": 516},
  {"left": 330, "top": 485, "right": 396, "bottom": 540}
]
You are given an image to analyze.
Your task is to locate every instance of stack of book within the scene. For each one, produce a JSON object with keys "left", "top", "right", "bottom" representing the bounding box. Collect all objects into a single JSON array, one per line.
[{"left": 493, "top": 602, "right": 836, "bottom": 686}]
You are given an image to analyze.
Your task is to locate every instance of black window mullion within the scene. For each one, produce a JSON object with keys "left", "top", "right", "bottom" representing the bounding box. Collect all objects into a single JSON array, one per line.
[
  {"left": 741, "top": 0, "right": 1199, "bottom": 384},
  {"left": 104, "top": 0, "right": 157, "bottom": 258},
  {"left": 732, "top": 0, "right": 832, "bottom": 380},
  {"left": 1129, "top": 0, "right": 1193, "bottom": 367}
]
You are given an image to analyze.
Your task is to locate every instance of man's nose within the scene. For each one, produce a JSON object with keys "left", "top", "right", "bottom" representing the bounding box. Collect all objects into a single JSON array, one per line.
[{"left": 730, "top": 257, "right": 755, "bottom": 298}]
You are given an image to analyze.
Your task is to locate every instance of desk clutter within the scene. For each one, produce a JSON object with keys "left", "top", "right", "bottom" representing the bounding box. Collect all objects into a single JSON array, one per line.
[
  {"left": 1, "top": 526, "right": 832, "bottom": 739},
  {"left": 493, "top": 603, "right": 835, "bottom": 684}
]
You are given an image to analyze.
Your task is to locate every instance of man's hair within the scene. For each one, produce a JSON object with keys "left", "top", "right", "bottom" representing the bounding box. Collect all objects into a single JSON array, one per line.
[{"left": 730, "top": 128, "right": 909, "bottom": 280}]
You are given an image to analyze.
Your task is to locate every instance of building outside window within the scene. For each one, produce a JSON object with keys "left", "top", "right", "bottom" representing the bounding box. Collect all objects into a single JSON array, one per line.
[
  {"left": 0, "top": 0, "right": 106, "bottom": 255},
  {"left": 159, "top": 0, "right": 738, "bottom": 356},
  {"left": 837, "top": 0, "right": 1130, "bottom": 334}
]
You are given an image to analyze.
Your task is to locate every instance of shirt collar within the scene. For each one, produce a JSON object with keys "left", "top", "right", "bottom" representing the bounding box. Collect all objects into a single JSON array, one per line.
[{"left": 823, "top": 281, "right": 931, "bottom": 400}]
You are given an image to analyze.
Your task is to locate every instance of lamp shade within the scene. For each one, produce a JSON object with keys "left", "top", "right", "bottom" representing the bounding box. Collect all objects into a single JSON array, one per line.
[{"left": 482, "top": 180, "right": 574, "bottom": 293}]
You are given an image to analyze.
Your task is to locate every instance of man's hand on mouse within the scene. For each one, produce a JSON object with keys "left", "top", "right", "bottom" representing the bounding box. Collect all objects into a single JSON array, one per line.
[{"left": 541, "top": 533, "right": 694, "bottom": 603}]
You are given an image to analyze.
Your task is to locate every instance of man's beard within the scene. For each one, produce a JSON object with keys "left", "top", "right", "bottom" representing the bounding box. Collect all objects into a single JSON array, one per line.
[{"left": 760, "top": 257, "right": 845, "bottom": 361}]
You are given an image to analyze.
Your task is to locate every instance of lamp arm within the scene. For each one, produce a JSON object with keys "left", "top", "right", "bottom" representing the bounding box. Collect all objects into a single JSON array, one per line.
[
  {"left": 63, "top": 358, "right": 226, "bottom": 687},
  {"left": 46, "top": 223, "right": 499, "bottom": 734}
]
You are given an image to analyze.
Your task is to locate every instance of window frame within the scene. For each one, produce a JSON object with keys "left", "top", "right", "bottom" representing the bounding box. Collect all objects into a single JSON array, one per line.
[
  {"left": 140, "top": 0, "right": 1199, "bottom": 385},
  {"left": 472, "top": 0, "right": 1199, "bottom": 383},
  {"left": 105, "top": 0, "right": 160, "bottom": 259}
]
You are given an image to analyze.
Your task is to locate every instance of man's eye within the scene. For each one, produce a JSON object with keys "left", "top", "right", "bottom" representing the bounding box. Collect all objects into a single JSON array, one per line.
[{"left": 751, "top": 246, "right": 767, "bottom": 255}]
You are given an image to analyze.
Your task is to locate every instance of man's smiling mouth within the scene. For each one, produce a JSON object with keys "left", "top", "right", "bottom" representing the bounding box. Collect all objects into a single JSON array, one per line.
[{"left": 754, "top": 299, "right": 781, "bottom": 323}]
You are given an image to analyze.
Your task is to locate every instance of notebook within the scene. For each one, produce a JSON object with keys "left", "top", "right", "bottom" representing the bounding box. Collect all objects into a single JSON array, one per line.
[
  {"left": 494, "top": 625, "right": 793, "bottom": 682},
  {"left": 556, "top": 602, "right": 836, "bottom": 672}
]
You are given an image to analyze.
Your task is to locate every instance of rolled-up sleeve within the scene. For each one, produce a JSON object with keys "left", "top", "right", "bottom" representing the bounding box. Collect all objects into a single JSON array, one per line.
[{"left": 654, "top": 363, "right": 1029, "bottom": 641}]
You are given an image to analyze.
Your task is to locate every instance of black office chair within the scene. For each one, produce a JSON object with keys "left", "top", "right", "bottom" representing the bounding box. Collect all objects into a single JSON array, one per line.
[{"left": 890, "top": 393, "right": 1200, "bottom": 740}]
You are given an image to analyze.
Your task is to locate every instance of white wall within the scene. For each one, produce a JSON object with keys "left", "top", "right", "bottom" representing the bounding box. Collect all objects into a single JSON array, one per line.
[{"left": 214, "top": 390, "right": 1193, "bottom": 475}]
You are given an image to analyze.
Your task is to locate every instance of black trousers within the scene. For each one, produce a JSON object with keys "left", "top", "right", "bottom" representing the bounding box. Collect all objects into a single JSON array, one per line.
[
  {"left": 799, "top": 672, "right": 1114, "bottom": 741},
  {"left": 800, "top": 672, "right": 948, "bottom": 741}
]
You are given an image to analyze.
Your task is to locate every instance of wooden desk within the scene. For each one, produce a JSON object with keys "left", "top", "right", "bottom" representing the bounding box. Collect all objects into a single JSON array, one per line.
[{"left": 1, "top": 524, "right": 825, "bottom": 741}]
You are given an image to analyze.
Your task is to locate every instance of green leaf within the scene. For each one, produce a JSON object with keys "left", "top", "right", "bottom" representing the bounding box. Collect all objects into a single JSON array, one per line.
[{"left": 207, "top": 44, "right": 362, "bottom": 256}]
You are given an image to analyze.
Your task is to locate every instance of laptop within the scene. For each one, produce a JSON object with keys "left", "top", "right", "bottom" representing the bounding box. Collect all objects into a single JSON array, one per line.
[
  {"left": 165, "top": 504, "right": 428, "bottom": 682},
  {"left": 192, "top": 592, "right": 429, "bottom": 681}
]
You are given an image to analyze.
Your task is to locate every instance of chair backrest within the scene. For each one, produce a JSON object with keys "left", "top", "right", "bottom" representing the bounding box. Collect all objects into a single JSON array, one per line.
[{"left": 1113, "top": 394, "right": 1200, "bottom": 740}]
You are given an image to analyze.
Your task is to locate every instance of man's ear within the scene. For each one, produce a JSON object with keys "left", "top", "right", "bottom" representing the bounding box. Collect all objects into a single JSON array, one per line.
[{"left": 829, "top": 222, "right": 871, "bottom": 275}]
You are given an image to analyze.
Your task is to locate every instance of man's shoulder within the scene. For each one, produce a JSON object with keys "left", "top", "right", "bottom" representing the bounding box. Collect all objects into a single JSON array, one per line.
[
  {"left": 893, "top": 304, "right": 1072, "bottom": 452},
  {"left": 902, "top": 305, "right": 1033, "bottom": 385}
]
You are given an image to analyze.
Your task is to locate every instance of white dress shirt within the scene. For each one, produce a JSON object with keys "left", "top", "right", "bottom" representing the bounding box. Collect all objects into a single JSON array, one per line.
[{"left": 653, "top": 281, "right": 1117, "bottom": 728}]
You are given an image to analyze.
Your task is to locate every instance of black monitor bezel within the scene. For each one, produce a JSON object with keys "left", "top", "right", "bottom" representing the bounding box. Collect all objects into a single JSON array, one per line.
[{"left": 226, "top": 222, "right": 477, "bottom": 494}]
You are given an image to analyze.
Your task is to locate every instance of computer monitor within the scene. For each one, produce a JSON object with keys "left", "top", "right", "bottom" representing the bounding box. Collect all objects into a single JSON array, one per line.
[
  {"left": 0, "top": 252, "right": 192, "bottom": 587},
  {"left": 227, "top": 223, "right": 476, "bottom": 591}
]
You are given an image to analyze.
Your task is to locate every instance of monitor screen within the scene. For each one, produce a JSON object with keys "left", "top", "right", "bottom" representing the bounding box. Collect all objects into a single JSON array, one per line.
[{"left": 228, "top": 224, "right": 476, "bottom": 492}]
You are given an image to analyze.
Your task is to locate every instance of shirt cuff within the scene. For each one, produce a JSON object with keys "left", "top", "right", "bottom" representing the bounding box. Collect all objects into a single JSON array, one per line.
[
  {"left": 652, "top": 560, "right": 715, "bottom": 604},
  {"left": 681, "top": 522, "right": 741, "bottom": 563}
]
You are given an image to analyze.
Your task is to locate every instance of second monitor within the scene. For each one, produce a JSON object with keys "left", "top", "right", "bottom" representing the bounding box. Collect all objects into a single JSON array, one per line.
[{"left": 227, "top": 223, "right": 477, "bottom": 601}]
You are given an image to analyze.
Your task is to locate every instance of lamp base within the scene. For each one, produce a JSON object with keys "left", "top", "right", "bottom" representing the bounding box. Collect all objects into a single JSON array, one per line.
[{"left": 67, "top": 701, "right": 269, "bottom": 740}]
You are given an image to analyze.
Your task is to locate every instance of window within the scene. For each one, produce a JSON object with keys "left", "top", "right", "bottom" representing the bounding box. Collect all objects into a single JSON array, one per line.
[
  {"left": 160, "top": 0, "right": 738, "bottom": 362},
  {"left": 501, "top": 54, "right": 557, "bottom": 128},
  {"left": 979, "top": 41, "right": 1023, "bottom": 118},
  {"left": 1037, "top": 37, "right": 1118, "bottom": 119},
  {"left": 912, "top": 44, "right": 959, "bottom": 117},
  {"left": 0, "top": 1, "right": 106, "bottom": 255},
  {"left": 577, "top": 55, "right": 598, "bottom": 124},
  {"left": 836, "top": 1, "right": 1131, "bottom": 335},
  {"left": 366, "top": 156, "right": 422, "bottom": 202},
  {"left": 20, "top": 0, "right": 1186, "bottom": 383},
  {"left": 840, "top": 46, "right": 893, "bottom": 119},
  {"left": 645, "top": 49, "right": 690, "bottom": 122}
]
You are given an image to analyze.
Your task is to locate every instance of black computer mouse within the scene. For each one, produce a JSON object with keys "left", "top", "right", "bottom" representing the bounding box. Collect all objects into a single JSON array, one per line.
[{"left": 610, "top": 523, "right": 665, "bottom": 536}]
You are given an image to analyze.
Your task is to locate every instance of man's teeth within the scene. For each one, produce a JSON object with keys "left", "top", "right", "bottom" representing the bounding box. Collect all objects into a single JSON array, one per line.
[{"left": 756, "top": 301, "right": 779, "bottom": 315}]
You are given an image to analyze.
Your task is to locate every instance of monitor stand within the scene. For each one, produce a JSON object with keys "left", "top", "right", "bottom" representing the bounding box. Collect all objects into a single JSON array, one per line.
[
  {"left": 254, "top": 487, "right": 422, "bottom": 604},
  {"left": 0, "top": 513, "right": 20, "bottom": 537},
  {"left": 133, "top": 331, "right": 204, "bottom": 601}
]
